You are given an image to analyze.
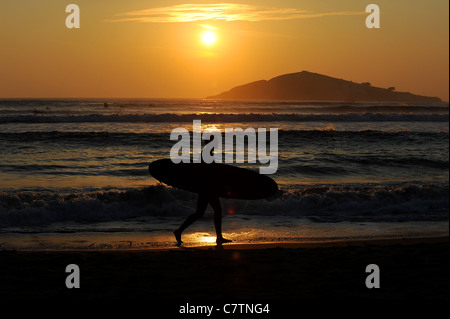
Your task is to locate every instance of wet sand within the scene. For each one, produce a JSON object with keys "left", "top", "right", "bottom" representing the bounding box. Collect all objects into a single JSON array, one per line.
[{"left": 1, "top": 237, "right": 448, "bottom": 313}]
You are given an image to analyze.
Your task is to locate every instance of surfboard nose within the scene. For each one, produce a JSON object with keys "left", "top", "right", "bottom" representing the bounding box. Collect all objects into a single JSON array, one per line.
[
  {"left": 268, "top": 179, "right": 279, "bottom": 197},
  {"left": 148, "top": 162, "right": 156, "bottom": 176},
  {"left": 148, "top": 159, "right": 167, "bottom": 177}
]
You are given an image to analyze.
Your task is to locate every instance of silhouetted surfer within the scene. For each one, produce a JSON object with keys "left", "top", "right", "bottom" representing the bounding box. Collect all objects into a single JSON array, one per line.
[
  {"left": 173, "top": 193, "right": 232, "bottom": 245},
  {"left": 149, "top": 137, "right": 278, "bottom": 247},
  {"left": 174, "top": 138, "right": 232, "bottom": 245}
]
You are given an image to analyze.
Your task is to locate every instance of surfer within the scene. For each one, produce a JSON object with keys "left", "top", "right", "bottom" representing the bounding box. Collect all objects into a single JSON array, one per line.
[
  {"left": 173, "top": 137, "right": 232, "bottom": 245},
  {"left": 150, "top": 136, "right": 277, "bottom": 246},
  {"left": 173, "top": 193, "right": 232, "bottom": 245}
]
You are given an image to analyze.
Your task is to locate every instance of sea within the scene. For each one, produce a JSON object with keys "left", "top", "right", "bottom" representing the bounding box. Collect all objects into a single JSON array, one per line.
[{"left": 0, "top": 99, "right": 448, "bottom": 250}]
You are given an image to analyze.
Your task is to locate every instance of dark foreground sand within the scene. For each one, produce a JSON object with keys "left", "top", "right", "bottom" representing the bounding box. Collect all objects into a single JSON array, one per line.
[{"left": 0, "top": 237, "right": 448, "bottom": 314}]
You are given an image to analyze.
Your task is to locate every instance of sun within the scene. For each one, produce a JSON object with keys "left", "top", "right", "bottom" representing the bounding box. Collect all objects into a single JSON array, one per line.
[{"left": 202, "top": 31, "right": 216, "bottom": 45}]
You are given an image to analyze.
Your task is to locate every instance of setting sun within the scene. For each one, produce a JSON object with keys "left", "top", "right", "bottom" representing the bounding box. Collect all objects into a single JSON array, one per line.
[{"left": 202, "top": 31, "right": 216, "bottom": 45}]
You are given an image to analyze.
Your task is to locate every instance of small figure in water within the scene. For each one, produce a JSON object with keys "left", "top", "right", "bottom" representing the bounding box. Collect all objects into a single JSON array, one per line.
[{"left": 173, "top": 193, "right": 232, "bottom": 245}]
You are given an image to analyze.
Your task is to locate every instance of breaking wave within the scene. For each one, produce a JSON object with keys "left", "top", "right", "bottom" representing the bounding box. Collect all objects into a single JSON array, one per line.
[{"left": 0, "top": 182, "right": 447, "bottom": 228}]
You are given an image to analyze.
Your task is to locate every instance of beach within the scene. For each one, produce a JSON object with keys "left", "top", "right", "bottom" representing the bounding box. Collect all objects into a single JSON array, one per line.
[{"left": 1, "top": 237, "right": 448, "bottom": 308}]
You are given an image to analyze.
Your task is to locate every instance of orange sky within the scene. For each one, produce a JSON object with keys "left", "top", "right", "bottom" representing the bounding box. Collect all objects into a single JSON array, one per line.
[{"left": 0, "top": 0, "right": 448, "bottom": 100}]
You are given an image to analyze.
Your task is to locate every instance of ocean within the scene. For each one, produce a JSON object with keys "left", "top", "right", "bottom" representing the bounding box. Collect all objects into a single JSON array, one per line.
[{"left": 0, "top": 99, "right": 448, "bottom": 250}]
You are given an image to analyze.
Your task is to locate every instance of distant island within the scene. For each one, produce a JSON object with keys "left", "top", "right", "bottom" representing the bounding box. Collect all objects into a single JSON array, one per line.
[{"left": 207, "top": 71, "right": 442, "bottom": 103}]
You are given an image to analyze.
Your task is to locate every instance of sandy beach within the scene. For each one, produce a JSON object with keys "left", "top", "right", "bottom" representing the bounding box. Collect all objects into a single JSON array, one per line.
[{"left": 1, "top": 237, "right": 448, "bottom": 311}]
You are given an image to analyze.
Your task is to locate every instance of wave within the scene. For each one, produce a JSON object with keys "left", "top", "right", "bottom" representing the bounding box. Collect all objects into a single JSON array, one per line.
[
  {"left": 1, "top": 130, "right": 447, "bottom": 152},
  {"left": 0, "top": 183, "right": 447, "bottom": 228},
  {"left": 0, "top": 113, "right": 448, "bottom": 124},
  {"left": 0, "top": 129, "right": 447, "bottom": 138}
]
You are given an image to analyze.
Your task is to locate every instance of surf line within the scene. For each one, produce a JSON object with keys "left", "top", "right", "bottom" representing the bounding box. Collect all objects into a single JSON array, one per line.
[{"left": 170, "top": 120, "right": 278, "bottom": 174}]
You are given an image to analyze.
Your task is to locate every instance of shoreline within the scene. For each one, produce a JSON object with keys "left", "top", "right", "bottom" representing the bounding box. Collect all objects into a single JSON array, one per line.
[
  {"left": 1, "top": 230, "right": 448, "bottom": 252},
  {"left": 9, "top": 235, "right": 447, "bottom": 252},
  {"left": 118, "top": 235, "right": 450, "bottom": 251}
]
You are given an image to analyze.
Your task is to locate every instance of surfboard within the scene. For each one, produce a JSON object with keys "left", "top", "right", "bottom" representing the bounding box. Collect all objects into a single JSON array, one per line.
[{"left": 148, "top": 159, "right": 278, "bottom": 200}]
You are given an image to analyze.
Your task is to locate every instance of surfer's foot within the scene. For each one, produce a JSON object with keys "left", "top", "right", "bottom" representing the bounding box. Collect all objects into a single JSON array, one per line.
[
  {"left": 216, "top": 237, "right": 232, "bottom": 245},
  {"left": 174, "top": 229, "right": 183, "bottom": 245}
]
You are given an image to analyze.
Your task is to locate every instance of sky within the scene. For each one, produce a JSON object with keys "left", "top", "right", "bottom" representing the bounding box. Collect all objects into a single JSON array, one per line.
[{"left": 0, "top": 0, "right": 448, "bottom": 100}]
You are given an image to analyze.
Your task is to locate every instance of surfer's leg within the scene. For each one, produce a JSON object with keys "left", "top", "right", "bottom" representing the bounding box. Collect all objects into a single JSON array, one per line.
[
  {"left": 209, "top": 197, "right": 232, "bottom": 245},
  {"left": 174, "top": 193, "right": 208, "bottom": 244}
]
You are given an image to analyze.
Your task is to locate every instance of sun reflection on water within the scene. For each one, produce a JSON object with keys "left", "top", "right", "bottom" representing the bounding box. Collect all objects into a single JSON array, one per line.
[{"left": 201, "top": 235, "right": 217, "bottom": 244}]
